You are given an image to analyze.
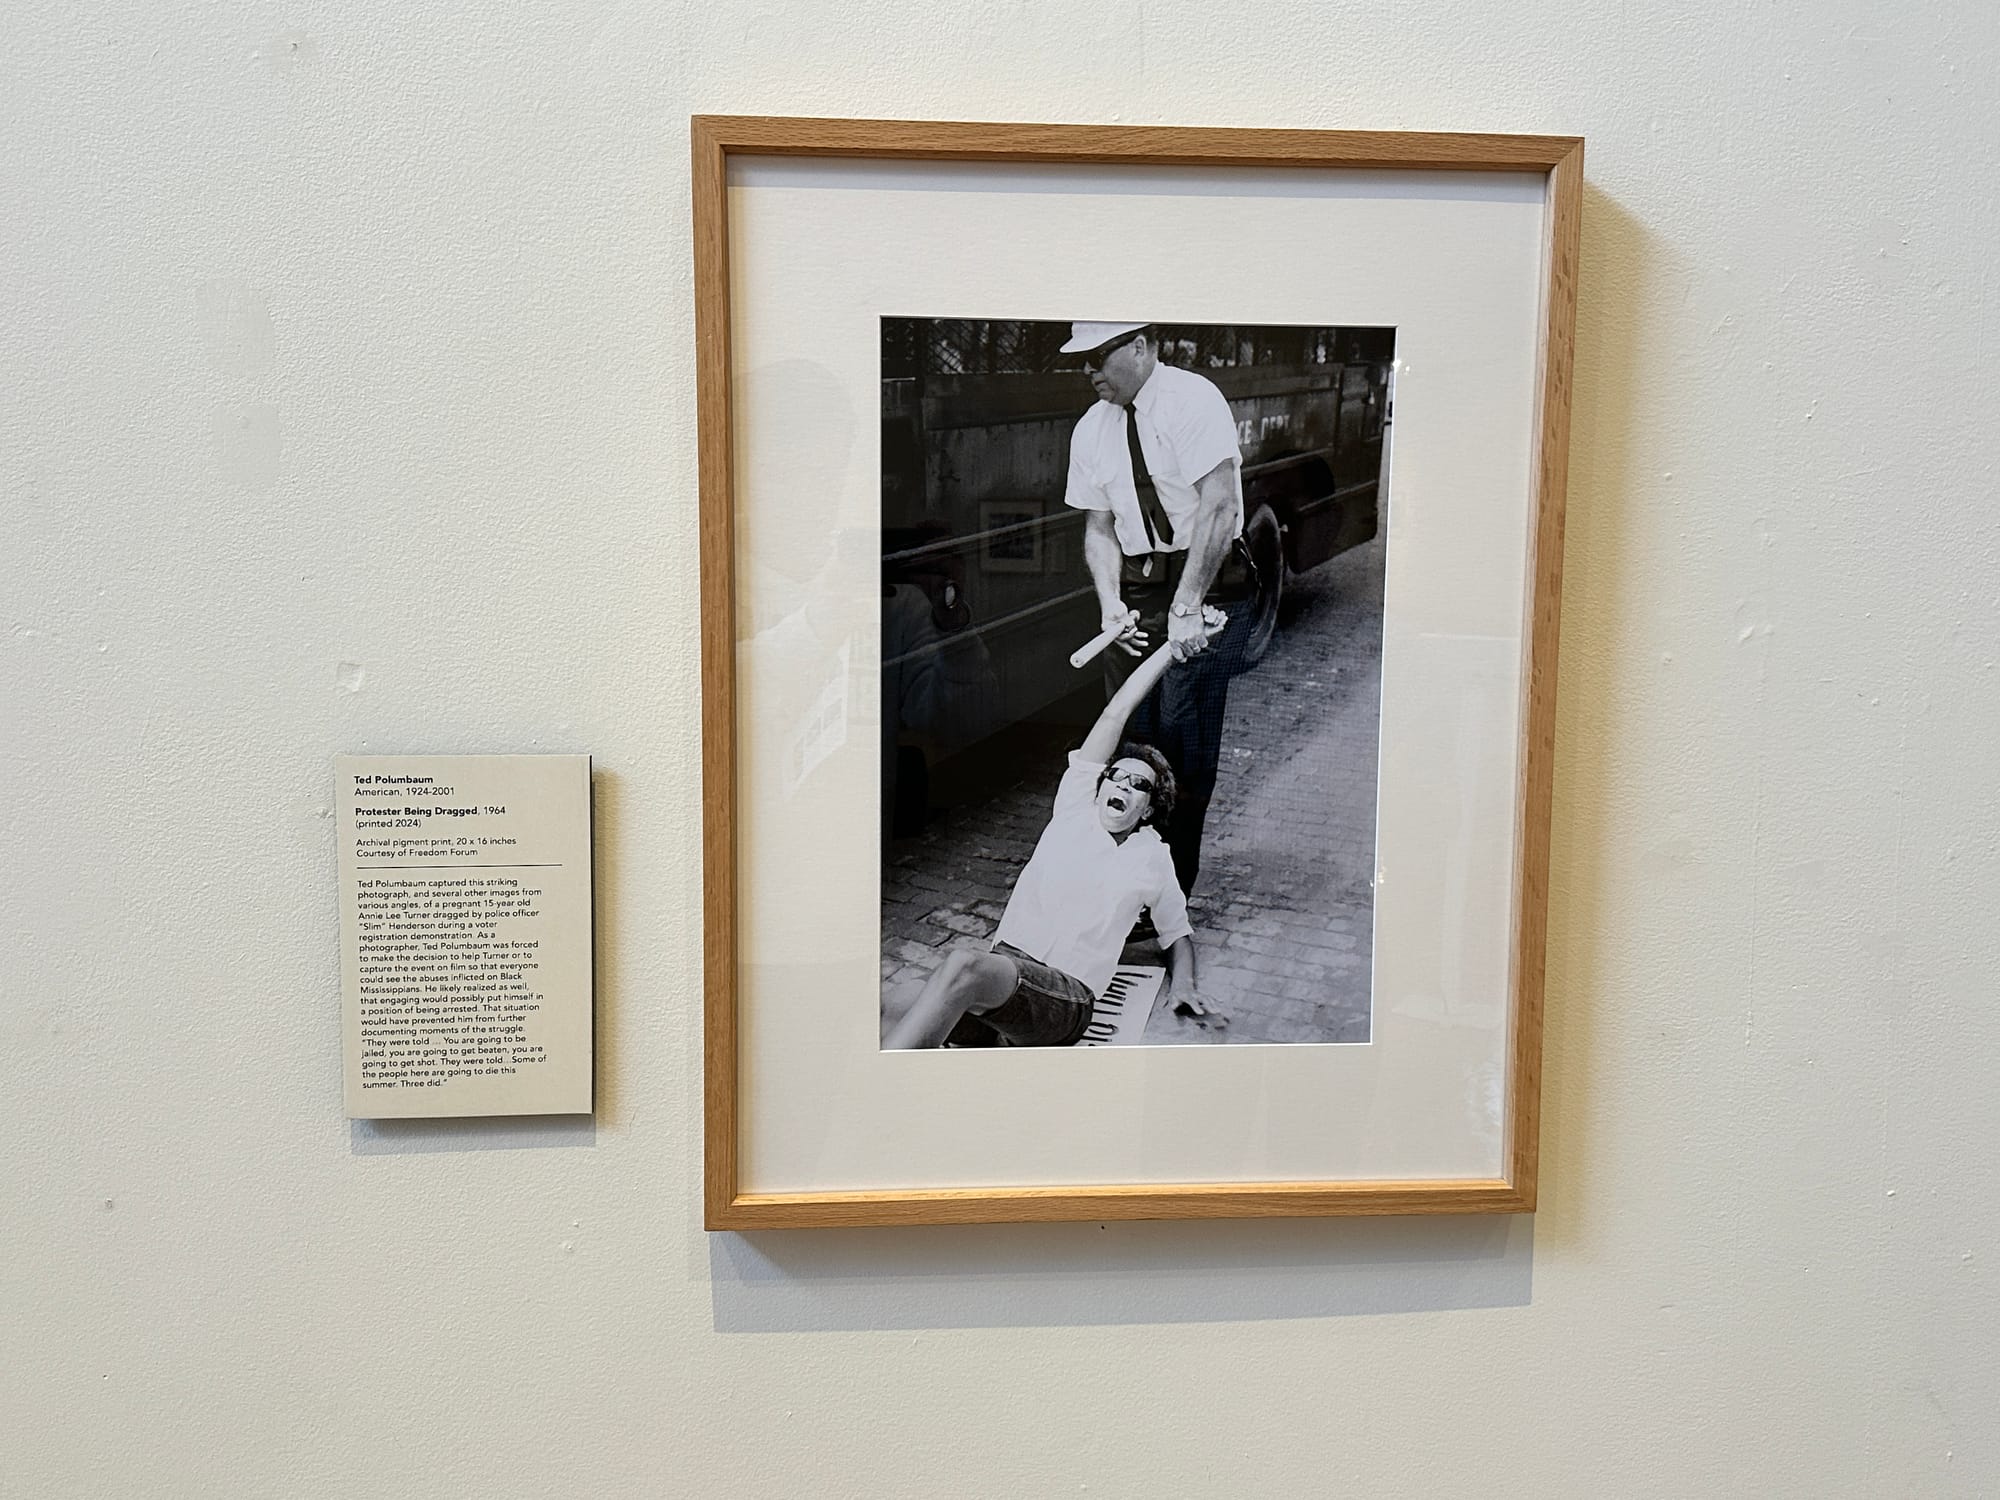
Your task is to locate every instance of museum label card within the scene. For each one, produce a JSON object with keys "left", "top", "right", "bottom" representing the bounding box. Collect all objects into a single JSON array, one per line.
[{"left": 336, "top": 754, "right": 593, "bottom": 1118}]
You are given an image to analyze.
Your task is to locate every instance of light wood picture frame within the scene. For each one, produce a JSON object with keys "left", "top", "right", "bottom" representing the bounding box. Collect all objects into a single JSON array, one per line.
[{"left": 695, "top": 115, "right": 1581, "bottom": 1230}]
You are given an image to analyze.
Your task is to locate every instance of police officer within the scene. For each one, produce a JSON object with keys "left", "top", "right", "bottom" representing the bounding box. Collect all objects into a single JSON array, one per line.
[{"left": 1060, "top": 321, "right": 1259, "bottom": 894}]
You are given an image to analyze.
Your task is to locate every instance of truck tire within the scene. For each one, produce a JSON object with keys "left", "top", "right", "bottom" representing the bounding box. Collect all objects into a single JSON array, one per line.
[{"left": 1241, "top": 502, "right": 1285, "bottom": 665}]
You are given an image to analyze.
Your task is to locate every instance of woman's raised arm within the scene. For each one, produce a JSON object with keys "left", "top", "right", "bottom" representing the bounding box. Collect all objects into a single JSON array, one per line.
[{"left": 1077, "top": 606, "right": 1223, "bottom": 764}]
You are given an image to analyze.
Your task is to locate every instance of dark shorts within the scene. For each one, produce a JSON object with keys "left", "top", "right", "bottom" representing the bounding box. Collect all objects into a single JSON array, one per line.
[{"left": 943, "top": 942, "right": 1095, "bottom": 1048}]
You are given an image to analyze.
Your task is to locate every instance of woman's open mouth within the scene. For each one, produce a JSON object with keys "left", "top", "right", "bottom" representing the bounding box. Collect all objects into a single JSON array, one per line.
[{"left": 1104, "top": 792, "right": 1129, "bottom": 814}]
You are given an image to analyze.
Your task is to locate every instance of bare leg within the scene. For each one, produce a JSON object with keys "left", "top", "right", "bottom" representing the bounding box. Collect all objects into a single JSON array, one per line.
[
  {"left": 882, "top": 948, "right": 1021, "bottom": 1050},
  {"left": 879, "top": 972, "right": 929, "bottom": 1042}
]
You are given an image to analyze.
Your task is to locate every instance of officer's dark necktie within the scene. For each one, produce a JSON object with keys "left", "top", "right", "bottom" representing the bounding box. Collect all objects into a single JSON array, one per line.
[{"left": 1125, "top": 404, "right": 1176, "bottom": 552}]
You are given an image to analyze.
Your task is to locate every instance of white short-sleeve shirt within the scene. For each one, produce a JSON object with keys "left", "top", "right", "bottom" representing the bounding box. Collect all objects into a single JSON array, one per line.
[
  {"left": 1063, "top": 362, "right": 1244, "bottom": 556},
  {"left": 992, "top": 754, "right": 1193, "bottom": 998}
]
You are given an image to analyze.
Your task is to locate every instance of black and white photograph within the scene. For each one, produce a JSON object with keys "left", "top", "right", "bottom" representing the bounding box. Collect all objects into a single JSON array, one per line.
[{"left": 880, "top": 317, "right": 1395, "bottom": 1049}]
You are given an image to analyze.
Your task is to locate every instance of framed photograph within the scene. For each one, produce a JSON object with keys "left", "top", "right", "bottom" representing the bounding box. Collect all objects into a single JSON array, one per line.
[
  {"left": 974, "top": 498, "right": 1047, "bottom": 575},
  {"left": 696, "top": 117, "right": 1581, "bottom": 1228}
]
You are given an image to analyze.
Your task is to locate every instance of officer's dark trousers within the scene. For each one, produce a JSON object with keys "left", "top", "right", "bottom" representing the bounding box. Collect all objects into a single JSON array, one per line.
[{"left": 1102, "top": 587, "right": 1257, "bottom": 895}]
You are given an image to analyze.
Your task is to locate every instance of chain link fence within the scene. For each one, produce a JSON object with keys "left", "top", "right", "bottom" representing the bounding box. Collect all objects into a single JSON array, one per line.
[{"left": 883, "top": 319, "right": 1379, "bottom": 379}]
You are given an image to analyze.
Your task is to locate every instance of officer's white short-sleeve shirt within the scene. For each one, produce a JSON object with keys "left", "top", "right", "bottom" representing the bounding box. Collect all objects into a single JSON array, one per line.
[{"left": 1063, "top": 362, "right": 1244, "bottom": 557}]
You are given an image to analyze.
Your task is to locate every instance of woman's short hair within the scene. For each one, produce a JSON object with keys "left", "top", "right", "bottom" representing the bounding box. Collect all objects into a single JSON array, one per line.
[{"left": 1106, "top": 741, "right": 1176, "bottom": 832}]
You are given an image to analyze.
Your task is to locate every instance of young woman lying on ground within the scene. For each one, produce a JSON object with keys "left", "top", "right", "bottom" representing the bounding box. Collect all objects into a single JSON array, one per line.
[{"left": 882, "top": 617, "right": 1226, "bottom": 1049}]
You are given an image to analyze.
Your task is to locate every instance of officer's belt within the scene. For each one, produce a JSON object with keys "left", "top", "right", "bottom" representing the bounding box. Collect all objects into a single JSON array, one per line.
[{"left": 1119, "top": 537, "right": 1258, "bottom": 603}]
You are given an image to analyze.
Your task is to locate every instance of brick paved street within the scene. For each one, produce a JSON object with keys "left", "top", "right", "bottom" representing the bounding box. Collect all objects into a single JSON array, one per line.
[{"left": 882, "top": 534, "right": 1384, "bottom": 1045}]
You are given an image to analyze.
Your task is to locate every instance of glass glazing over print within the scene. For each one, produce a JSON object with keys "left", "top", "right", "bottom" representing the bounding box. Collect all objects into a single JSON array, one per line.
[{"left": 880, "top": 317, "right": 1395, "bottom": 1051}]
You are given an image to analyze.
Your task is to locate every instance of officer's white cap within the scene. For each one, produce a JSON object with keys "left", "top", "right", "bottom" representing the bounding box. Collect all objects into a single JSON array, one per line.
[{"left": 1058, "top": 321, "right": 1149, "bottom": 355}]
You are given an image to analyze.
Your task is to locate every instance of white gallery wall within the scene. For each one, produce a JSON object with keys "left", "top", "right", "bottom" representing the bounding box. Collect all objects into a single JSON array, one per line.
[{"left": 4, "top": 1, "right": 1996, "bottom": 1495}]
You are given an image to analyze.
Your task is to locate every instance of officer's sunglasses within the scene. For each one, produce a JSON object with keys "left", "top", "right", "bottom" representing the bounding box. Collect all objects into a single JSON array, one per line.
[{"left": 1078, "top": 329, "right": 1146, "bottom": 373}]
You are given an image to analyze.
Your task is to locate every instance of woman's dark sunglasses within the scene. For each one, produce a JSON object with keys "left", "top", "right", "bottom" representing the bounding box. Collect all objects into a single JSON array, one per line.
[{"left": 1104, "top": 766, "right": 1156, "bottom": 795}]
